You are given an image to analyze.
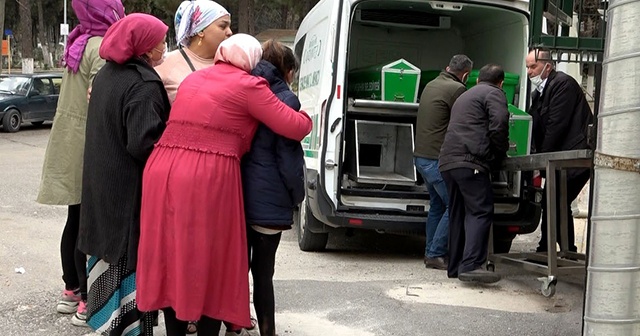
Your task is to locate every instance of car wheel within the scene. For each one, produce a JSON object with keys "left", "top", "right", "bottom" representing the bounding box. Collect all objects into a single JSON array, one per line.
[
  {"left": 31, "top": 121, "right": 45, "bottom": 126},
  {"left": 294, "top": 203, "right": 329, "bottom": 252},
  {"left": 2, "top": 109, "right": 21, "bottom": 133}
]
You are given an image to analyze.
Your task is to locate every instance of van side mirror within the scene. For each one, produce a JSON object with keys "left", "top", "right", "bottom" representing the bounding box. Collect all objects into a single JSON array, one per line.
[{"left": 28, "top": 90, "right": 40, "bottom": 97}]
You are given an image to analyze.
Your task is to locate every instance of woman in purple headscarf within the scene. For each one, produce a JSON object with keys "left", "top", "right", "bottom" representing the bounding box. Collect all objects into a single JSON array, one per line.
[{"left": 37, "top": 0, "right": 124, "bottom": 328}]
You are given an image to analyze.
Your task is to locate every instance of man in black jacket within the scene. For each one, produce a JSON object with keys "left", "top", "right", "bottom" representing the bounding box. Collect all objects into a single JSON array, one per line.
[
  {"left": 526, "top": 49, "right": 593, "bottom": 253},
  {"left": 439, "top": 64, "right": 510, "bottom": 283}
]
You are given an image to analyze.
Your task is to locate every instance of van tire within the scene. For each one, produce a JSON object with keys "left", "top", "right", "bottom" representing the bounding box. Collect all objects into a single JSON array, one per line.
[{"left": 295, "top": 204, "right": 329, "bottom": 252}]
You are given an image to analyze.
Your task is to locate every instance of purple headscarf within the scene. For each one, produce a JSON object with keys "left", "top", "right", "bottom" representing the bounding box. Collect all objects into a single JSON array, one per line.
[{"left": 63, "top": 0, "right": 125, "bottom": 73}]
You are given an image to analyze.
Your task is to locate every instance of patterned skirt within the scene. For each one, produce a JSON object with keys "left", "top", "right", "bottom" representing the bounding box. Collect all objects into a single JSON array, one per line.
[{"left": 87, "top": 255, "right": 154, "bottom": 336}]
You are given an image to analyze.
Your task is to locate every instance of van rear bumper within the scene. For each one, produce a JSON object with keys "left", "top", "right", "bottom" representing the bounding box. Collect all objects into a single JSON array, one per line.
[{"left": 307, "top": 200, "right": 541, "bottom": 237}]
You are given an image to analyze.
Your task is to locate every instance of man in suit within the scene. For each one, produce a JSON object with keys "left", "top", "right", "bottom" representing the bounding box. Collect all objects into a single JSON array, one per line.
[
  {"left": 439, "top": 64, "right": 510, "bottom": 283},
  {"left": 526, "top": 49, "right": 593, "bottom": 252}
]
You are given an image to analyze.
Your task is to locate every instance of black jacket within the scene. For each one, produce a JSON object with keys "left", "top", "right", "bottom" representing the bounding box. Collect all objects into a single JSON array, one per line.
[
  {"left": 241, "top": 60, "right": 305, "bottom": 228},
  {"left": 529, "top": 70, "right": 593, "bottom": 153},
  {"left": 439, "top": 82, "right": 510, "bottom": 174},
  {"left": 78, "top": 57, "right": 170, "bottom": 269}
]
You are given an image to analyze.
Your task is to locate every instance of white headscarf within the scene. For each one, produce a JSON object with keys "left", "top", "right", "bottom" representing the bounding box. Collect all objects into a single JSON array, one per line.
[
  {"left": 175, "top": 0, "right": 229, "bottom": 47},
  {"left": 214, "top": 34, "right": 262, "bottom": 73}
]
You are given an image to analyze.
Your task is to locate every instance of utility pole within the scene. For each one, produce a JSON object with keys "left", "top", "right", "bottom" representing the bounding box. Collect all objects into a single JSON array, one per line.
[{"left": 583, "top": 0, "right": 640, "bottom": 334}]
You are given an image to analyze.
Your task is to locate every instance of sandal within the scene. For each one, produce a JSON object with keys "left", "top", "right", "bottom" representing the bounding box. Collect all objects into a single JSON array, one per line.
[{"left": 186, "top": 321, "right": 198, "bottom": 334}]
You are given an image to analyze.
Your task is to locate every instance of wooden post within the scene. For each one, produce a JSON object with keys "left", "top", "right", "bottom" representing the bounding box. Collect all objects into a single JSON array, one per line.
[{"left": 7, "top": 35, "right": 10, "bottom": 74}]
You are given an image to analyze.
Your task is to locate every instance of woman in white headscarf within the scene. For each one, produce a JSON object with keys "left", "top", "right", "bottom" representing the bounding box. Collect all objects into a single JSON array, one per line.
[
  {"left": 155, "top": 0, "right": 232, "bottom": 104},
  {"left": 136, "top": 34, "right": 313, "bottom": 336}
]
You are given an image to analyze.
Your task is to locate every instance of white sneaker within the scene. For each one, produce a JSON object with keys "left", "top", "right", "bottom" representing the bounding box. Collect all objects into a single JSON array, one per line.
[
  {"left": 56, "top": 289, "right": 81, "bottom": 314},
  {"left": 71, "top": 301, "right": 90, "bottom": 328}
]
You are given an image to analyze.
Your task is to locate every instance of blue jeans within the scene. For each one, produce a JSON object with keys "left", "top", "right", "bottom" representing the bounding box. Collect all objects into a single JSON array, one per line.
[{"left": 415, "top": 157, "right": 449, "bottom": 258}]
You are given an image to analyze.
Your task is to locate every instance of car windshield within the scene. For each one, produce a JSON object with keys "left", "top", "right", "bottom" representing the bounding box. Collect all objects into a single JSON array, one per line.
[{"left": 0, "top": 76, "right": 31, "bottom": 95}]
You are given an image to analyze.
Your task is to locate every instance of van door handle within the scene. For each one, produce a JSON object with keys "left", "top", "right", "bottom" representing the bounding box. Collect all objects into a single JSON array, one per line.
[
  {"left": 325, "top": 159, "right": 337, "bottom": 170},
  {"left": 330, "top": 118, "right": 342, "bottom": 132}
]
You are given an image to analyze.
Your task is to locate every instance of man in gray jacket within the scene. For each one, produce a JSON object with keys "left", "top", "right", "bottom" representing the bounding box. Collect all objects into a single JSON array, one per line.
[
  {"left": 414, "top": 55, "right": 472, "bottom": 270},
  {"left": 439, "top": 64, "right": 510, "bottom": 283}
]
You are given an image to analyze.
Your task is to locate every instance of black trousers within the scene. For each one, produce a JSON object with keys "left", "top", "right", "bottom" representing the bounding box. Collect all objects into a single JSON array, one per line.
[
  {"left": 60, "top": 204, "right": 87, "bottom": 300},
  {"left": 442, "top": 168, "right": 494, "bottom": 278},
  {"left": 538, "top": 168, "right": 591, "bottom": 252},
  {"left": 248, "top": 228, "right": 282, "bottom": 336},
  {"left": 163, "top": 307, "right": 221, "bottom": 336}
]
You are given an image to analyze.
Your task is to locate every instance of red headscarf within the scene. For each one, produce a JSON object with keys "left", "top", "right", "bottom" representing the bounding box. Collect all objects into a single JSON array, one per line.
[{"left": 99, "top": 13, "right": 168, "bottom": 64}]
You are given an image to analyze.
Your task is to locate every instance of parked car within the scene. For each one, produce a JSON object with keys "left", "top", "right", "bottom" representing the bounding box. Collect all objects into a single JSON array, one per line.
[{"left": 0, "top": 73, "right": 63, "bottom": 132}]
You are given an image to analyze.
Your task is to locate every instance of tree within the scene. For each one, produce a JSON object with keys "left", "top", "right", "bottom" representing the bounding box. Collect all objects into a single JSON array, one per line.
[
  {"left": 36, "top": 0, "right": 51, "bottom": 68},
  {"left": 237, "top": 0, "right": 253, "bottom": 34},
  {"left": 0, "top": 0, "right": 6, "bottom": 48},
  {"left": 17, "top": 0, "right": 33, "bottom": 72}
]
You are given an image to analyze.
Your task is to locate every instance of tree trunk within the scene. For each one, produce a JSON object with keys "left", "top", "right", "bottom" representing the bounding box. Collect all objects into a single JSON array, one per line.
[
  {"left": 237, "top": 0, "right": 253, "bottom": 34},
  {"left": 36, "top": 0, "right": 51, "bottom": 68},
  {"left": 0, "top": 0, "right": 6, "bottom": 45},
  {"left": 17, "top": 0, "right": 33, "bottom": 73},
  {"left": 280, "top": 4, "right": 289, "bottom": 29}
]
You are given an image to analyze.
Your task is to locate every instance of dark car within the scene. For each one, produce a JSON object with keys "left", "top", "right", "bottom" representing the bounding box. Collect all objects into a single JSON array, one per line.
[{"left": 0, "top": 73, "right": 63, "bottom": 132}]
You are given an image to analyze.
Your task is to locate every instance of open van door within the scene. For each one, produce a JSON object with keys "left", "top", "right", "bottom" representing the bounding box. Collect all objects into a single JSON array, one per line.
[{"left": 294, "top": 0, "right": 349, "bottom": 251}]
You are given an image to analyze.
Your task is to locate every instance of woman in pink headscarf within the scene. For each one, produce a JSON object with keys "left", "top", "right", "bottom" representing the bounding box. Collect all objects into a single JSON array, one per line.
[
  {"left": 77, "top": 13, "right": 170, "bottom": 336},
  {"left": 136, "top": 34, "right": 312, "bottom": 336},
  {"left": 36, "top": 0, "right": 124, "bottom": 328}
]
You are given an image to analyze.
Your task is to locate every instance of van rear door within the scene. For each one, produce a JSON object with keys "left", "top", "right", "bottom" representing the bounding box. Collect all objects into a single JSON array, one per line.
[{"left": 294, "top": 0, "right": 349, "bottom": 216}]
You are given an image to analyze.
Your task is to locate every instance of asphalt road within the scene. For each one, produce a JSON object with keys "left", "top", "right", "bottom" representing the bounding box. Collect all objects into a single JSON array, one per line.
[{"left": 0, "top": 124, "right": 587, "bottom": 336}]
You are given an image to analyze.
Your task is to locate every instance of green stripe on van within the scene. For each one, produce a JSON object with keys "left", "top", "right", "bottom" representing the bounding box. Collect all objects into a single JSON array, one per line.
[{"left": 304, "top": 150, "right": 319, "bottom": 158}]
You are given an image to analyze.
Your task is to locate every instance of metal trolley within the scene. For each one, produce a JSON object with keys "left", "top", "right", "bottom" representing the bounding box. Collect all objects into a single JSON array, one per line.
[{"left": 488, "top": 149, "right": 593, "bottom": 297}]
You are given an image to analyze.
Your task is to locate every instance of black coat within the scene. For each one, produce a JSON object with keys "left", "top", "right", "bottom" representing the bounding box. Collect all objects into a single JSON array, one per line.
[
  {"left": 439, "top": 82, "right": 510, "bottom": 174},
  {"left": 529, "top": 70, "right": 593, "bottom": 153},
  {"left": 241, "top": 60, "right": 305, "bottom": 228},
  {"left": 78, "top": 57, "right": 170, "bottom": 269}
]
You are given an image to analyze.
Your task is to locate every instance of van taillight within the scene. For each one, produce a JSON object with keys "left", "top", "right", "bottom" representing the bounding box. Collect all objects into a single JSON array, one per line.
[
  {"left": 533, "top": 170, "right": 542, "bottom": 188},
  {"left": 349, "top": 218, "right": 363, "bottom": 225},
  {"left": 508, "top": 226, "right": 520, "bottom": 233}
]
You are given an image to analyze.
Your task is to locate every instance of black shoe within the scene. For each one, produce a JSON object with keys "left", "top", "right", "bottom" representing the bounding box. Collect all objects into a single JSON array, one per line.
[
  {"left": 458, "top": 268, "right": 501, "bottom": 284},
  {"left": 424, "top": 256, "right": 448, "bottom": 270}
]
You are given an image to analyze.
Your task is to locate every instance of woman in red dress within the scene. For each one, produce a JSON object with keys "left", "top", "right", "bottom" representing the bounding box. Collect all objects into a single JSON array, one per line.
[{"left": 136, "top": 33, "right": 312, "bottom": 336}]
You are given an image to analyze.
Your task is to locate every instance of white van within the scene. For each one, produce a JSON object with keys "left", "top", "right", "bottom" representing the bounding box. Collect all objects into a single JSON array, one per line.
[{"left": 293, "top": 0, "right": 542, "bottom": 252}]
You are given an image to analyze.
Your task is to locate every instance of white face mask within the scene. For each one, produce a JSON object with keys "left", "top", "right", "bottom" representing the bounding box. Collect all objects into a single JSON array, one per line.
[{"left": 530, "top": 64, "right": 548, "bottom": 92}]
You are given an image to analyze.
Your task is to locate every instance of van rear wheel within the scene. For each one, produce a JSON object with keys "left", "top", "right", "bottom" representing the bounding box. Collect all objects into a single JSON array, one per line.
[{"left": 294, "top": 204, "right": 328, "bottom": 252}]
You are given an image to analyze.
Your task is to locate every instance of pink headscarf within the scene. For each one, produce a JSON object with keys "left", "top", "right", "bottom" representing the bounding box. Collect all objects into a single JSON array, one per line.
[
  {"left": 99, "top": 13, "right": 168, "bottom": 64},
  {"left": 214, "top": 33, "right": 262, "bottom": 73},
  {"left": 63, "top": 0, "right": 125, "bottom": 73}
]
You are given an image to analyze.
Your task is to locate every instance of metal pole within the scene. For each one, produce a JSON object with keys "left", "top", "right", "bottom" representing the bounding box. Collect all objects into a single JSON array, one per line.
[
  {"left": 583, "top": 0, "right": 640, "bottom": 333},
  {"left": 63, "top": 0, "right": 67, "bottom": 52}
]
